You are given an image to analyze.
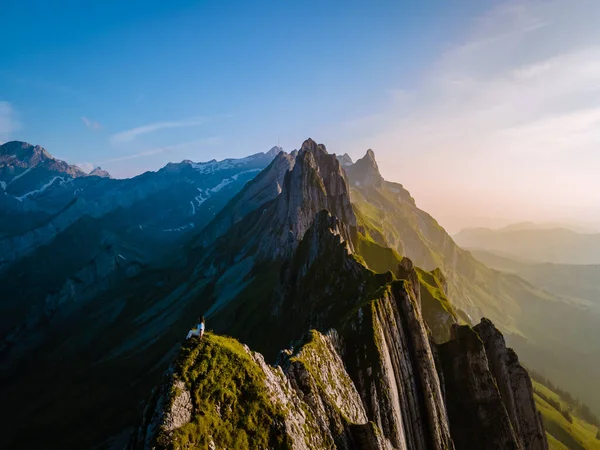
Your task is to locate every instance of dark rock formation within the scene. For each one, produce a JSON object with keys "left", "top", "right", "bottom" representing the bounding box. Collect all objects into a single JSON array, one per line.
[
  {"left": 474, "top": 319, "right": 548, "bottom": 450},
  {"left": 439, "top": 325, "right": 520, "bottom": 449},
  {"left": 346, "top": 149, "right": 384, "bottom": 188},
  {"left": 439, "top": 320, "right": 547, "bottom": 450}
]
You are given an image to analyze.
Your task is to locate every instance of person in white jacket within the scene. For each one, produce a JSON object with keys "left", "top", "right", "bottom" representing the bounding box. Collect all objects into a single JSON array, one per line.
[{"left": 186, "top": 316, "right": 205, "bottom": 340}]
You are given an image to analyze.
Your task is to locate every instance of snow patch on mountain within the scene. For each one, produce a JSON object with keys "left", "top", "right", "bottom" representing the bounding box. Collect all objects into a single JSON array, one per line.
[
  {"left": 163, "top": 223, "right": 195, "bottom": 232},
  {"left": 209, "top": 177, "right": 234, "bottom": 193},
  {"left": 9, "top": 167, "right": 33, "bottom": 185},
  {"left": 194, "top": 189, "right": 208, "bottom": 207},
  {"left": 15, "top": 176, "right": 68, "bottom": 201}
]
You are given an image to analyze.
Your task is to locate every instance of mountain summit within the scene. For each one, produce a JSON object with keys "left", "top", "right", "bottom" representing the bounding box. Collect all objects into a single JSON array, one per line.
[
  {"left": 346, "top": 148, "right": 384, "bottom": 187},
  {"left": 89, "top": 166, "right": 111, "bottom": 178}
]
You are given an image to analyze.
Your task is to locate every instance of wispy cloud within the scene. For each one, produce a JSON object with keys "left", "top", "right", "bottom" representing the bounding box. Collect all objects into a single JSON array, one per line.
[
  {"left": 0, "top": 101, "right": 20, "bottom": 140},
  {"left": 110, "top": 116, "right": 229, "bottom": 144},
  {"left": 81, "top": 116, "right": 101, "bottom": 130},
  {"left": 101, "top": 137, "right": 222, "bottom": 164},
  {"left": 352, "top": 0, "right": 600, "bottom": 230}
]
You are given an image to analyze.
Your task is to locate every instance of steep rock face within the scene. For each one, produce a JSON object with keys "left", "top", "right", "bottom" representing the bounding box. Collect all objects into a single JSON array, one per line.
[
  {"left": 266, "top": 138, "right": 357, "bottom": 258},
  {"left": 197, "top": 150, "right": 296, "bottom": 247},
  {"left": 474, "top": 319, "right": 548, "bottom": 450},
  {"left": 438, "top": 325, "right": 520, "bottom": 449},
  {"left": 439, "top": 322, "right": 548, "bottom": 450},
  {"left": 347, "top": 280, "right": 454, "bottom": 450},
  {"left": 282, "top": 329, "right": 371, "bottom": 448}
]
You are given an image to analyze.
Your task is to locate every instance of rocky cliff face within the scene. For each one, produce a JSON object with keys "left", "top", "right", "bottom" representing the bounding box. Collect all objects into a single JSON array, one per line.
[
  {"left": 474, "top": 319, "right": 548, "bottom": 450},
  {"left": 265, "top": 138, "right": 357, "bottom": 258},
  {"left": 439, "top": 320, "right": 547, "bottom": 450},
  {"left": 197, "top": 150, "right": 296, "bottom": 247}
]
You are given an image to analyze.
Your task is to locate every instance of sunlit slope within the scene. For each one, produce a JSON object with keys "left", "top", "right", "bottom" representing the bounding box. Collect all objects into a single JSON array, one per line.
[
  {"left": 345, "top": 149, "right": 600, "bottom": 416},
  {"left": 532, "top": 381, "right": 600, "bottom": 450}
]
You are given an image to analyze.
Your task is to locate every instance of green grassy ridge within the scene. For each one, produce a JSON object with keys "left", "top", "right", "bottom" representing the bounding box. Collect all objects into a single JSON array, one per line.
[
  {"left": 532, "top": 380, "right": 600, "bottom": 450},
  {"left": 165, "top": 333, "right": 291, "bottom": 450},
  {"left": 355, "top": 232, "right": 403, "bottom": 275}
]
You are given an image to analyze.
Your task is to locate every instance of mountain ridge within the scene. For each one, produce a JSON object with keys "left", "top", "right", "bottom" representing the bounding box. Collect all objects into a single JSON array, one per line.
[{"left": 0, "top": 137, "right": 579, "bottom": 449}]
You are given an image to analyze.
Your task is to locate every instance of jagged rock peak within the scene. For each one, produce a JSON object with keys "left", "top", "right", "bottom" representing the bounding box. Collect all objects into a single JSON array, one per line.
[
  {"left": 0, "top": 141, "right": 53, "bottom": 162},
  {"left": 346, "top": 148, "right": 384, "bottom": 187},
  {"left": 266, "top": 139, "right": 357, "bottom": 258},
  {"left": 89, "top": 166, "right": 112, "bottom": 178},
  {"left": 337, "top": 153, "right": 354, "bottom": 167},
  {"left": 266, "top": 145, "right": 283, "bottom": 158},
  {"left": 300, "top": 137, "right": 328, "bottom": 155}
]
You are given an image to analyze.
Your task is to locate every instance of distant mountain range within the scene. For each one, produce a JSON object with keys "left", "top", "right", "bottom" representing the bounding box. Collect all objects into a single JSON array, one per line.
[
  {"left": 454, "top": 225, "right": 600, "bottom": 265},
  {"left": 1, "top": 139, "right": 598, "bottom": 449}
]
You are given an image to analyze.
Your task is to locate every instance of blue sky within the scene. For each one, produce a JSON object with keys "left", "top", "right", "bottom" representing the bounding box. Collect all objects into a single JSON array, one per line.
[
  {"left": 2, "top": 0, "right": 600, "bottom": 231},
  {"left": 1, "top": 0, "right": 495, "bottom": 174}
]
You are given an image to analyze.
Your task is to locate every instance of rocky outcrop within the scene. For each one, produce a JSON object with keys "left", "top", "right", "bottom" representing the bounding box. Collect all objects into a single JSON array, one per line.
[
  {"left": 439, "top": 321, "right": 548, "bottom": 450},
  {"left": 130, "top": 367, "right": 194, "bottom": 450},
  {"left": 131, "top": 331, "right": 394, "bottom": 450},
  {"left": 265, "top": 138, "right": 357, "bottom": 258},
  {"left": 474, "top": 319, "right": 548, "bottom": 450},
  {"left": 438, "top": 325, "right": 520, "bottom": 449},
  {"left": 347, "top": 280, "right": 454, "bottom": 450},
  {"left": 282, "top": 329, "right": 370, "bottom": 448},
  {"left": 346, "top": 149, "right": 384, "bottom": 188},
  {"left": 89, "top": 167, "right": 111, "bottom": 178}
]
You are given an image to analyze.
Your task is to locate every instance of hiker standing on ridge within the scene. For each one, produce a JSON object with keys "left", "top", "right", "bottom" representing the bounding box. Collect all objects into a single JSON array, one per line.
[{"left": 186, "top": 316, "right": 205, "bottom": 340}]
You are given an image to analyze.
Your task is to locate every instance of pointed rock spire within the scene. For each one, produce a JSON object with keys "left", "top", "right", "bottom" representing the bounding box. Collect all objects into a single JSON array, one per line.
[
  {"left": 346, "top": 148, "right": 384, "bottom": 187},
  {"left": 336, "top": 153, "right": 354, "bottom": 168},
  {"left": 260, "top": 139, "right": 357, "bottom": 258},
  {"left": 89, "top": 167, "right": 112, "bottom": 178},
  {"left": 266, "top": 145, "right": 283, "bottom": 158}
]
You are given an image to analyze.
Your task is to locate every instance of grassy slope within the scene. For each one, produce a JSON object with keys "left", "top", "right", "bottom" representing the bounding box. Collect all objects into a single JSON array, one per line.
[
  {"left": 168, "top": 333, "right": 290, "bottom": 450},
  {"left": 350, "top": 181, "right": 600, "bottom": 416},
  {"left": 533, "top": 381, "right": 600, "bottom": 450}
]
